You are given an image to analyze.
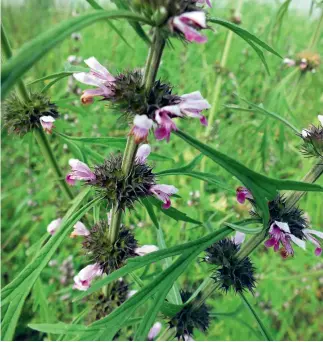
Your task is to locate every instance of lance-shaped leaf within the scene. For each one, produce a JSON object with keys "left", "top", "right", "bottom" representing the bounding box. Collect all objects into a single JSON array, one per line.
[
  {"left": 209, "top": 17, "right": 282, "bottom": 73},
  {"left": 1, "top": 10, "right": 152, "bottom": 98},
  {"left": 174, "top": 130, "right": 323, "bottom": 226}
]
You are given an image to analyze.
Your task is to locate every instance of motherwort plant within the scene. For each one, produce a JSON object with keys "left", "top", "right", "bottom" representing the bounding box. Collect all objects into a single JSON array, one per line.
[{"left": 1, "top": 1, "right": 323, "bottom": 341}]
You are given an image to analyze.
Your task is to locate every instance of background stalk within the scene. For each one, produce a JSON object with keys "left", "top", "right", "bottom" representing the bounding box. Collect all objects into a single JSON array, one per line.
[{"left": 199, "top": 0, "right": 244, "bottom": 207}]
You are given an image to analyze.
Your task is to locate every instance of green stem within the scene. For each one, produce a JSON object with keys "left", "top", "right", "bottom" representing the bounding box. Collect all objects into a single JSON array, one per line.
[
  {"left": 34, "top": 129, "right": 74, "bottom": 200},
  {"left": 157, "top": 327, "right": 176, "bottom": 341},
  {"left": 108, "top": 29, "right": 166, "bottom": 244},
  {"left": 1, "top": 24, "right": 29, "bottom": 101},
  {"left": 191, "top": 278, "right": 218, "bottom": 310},
  {"left": 308, "top": 8, "right": 323, "bottom": 50},
  {"left": 284, "top": 161, "right": 323, "bottom": 209}
]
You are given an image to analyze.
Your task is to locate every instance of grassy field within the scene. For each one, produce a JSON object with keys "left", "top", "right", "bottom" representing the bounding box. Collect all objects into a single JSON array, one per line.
[{"left": 2, "top": 0, "right": 323, "bottom": 340}]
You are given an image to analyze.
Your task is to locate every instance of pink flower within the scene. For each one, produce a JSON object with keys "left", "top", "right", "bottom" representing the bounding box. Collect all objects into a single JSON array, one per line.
[
  {"left": 135, "top": 245, "right": 159, "bottom": 256},
  {"left": 47, "top": 218, "right": 62, "bottom": 235},
  {"left": 179, "top": 91, "right": 210, "bottom": 126},
  {"left": 73, "top": 263, "right": 103, "bottom": 291},
  {"left": 318, "top": 115, "right": 323, "bottom": 126},
  {"left": 73, "top": 57, "right": 115, "bottom": 104},
  {"left": 154, "top": 91, "right": 210, "bottom": 141},
  {"left": 70, "top": 221, "right": 90, "bottom": 238},
  {"left": 299, "top": 58, "right": 308, "bottom": 70},
  {"left": 196, "top": 0, "right": 212, "bottom": 7},
  {"left": 154, "top": 109, "right": 178, "bottom": 142},
  {"left": 302, "top": 229, "right": 323, "bottom": 256},
  {"left": 130, "top": 115, "right": 154, "bottom": 144},
  {"left": 66, "top": 159, "right": 96, "bottom": 186},
  {"left": 170, "top": 11, "right": 207, "bottom": 44},
  {"left": 264, "top": 221, "right": 305, "bottom": 258},
  {"left": 150, "top": 184, "right": 178, "bottom": 209},
  {"left": 236, "top": 186, "right": 253, "bottom": 204},
  {"left": 148, "top": 322, "right": 162, "bottom": 340},
  {"left": 40, "top": 116, "right": 55, "bottom": 134},
  {"left": 136, "top": 144, "right": 151, "bottom": 164},
  {"left": 283, "top": 58, "right": 296, "bottom": 67},
  {"left": 232, "top": 231, "right": 246, "bottom": 245}
]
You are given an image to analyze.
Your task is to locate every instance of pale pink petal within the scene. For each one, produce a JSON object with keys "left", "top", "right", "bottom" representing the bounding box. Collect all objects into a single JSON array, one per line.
[
  {"left": 136, "top": 144, "right": 151, "bottom": 164},
  {"left": 135, "top": 245, "right": 159, "bottom": 256},
  {"left": 131, "top": 115, "right": 153, "bottom": 143},
  {"left": 47, "top": 218, "right": 62, "bottom": 235},
  {"left": 84, "top": 57, "right": 115, "bottom": 82},
  {"left": 71, "top": 221, "right": 90, "bottom": 238},
  {"left": 318, "top": 115, "right": 323, "bottom": 126},
  {"left": 290, "top": 234, "right": 306, "bottom": 250},
  {"left": 148, "top": 322, "right": 162, "bottom": 340},
  {"left": 303, "top": 229, "right": 323, "bottom": 239},
  {"left": 40, "top": 115, "right": 55, "bottom": 134},
  {"left": 274, "top": 221, "right": 291, "bottom": 234},
  {"left": 179, "top": 11, "right": 207, "bottom": 28},
  {"left": 232, "top": 231, "right": 246, "bottom": 245}
]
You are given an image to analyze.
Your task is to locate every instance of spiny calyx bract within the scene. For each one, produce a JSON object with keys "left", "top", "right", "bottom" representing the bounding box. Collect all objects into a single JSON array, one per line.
[
  {"left": 168, "top": 290, "right": 210, "bottom": 340},
  {"left": 83, "top": 221, "right": 138, "bottom": 274},
  {"left": 300, "top": 125, "right": 323, "bottom": 159},
  {"left": 204, "top": 239, "right": 257, "bottom": 294},
  {"left": 2, "top": 92, "right": 59, "bottom": 136},
  {"left": 90, "top": 153, "right": 156, "bottom": 209},
  {"left": 110, "top": 70, "right": 180, "bottom": 122}
]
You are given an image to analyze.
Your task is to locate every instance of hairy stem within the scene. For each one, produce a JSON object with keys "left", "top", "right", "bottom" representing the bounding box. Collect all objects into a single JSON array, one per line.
[
  {"left": 34, "top": 129, "right": 74, "bottom": 200},
  {"left": 157, "top": 327, "right": 176, "bottom": 341},
  {"left": 108, "top": 29, "right": 166, "bottom": 243},
  {"left": 2, "top": 24, "right": 74, "bottom": 201}
]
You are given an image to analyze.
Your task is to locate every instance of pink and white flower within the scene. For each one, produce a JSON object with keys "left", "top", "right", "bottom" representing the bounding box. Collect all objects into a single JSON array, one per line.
[
  {"left": 136, "top": 144, "right": 151, "bottom": 164},
  {"left": 73, "top": 263, "right": 103, "bottom": 291},
  {"left": 150, "top": 184, "right": 178, "bottom": 209},
  {"left": 130, "top": 115, "right": 154, "bottom": 144},
  {"left": 232, "top": 231, "right": 246, "bottom": 245},
  {"left": 73, "top": 57, "right": 115, "bottom": 104},
  {"left": 170, "top": 11, "right": 207, "bottom": 44},
  {"left": 236, "top": 186, "right": 253, "bottom": 204},
  {"left": 299, "top": 58, "right": 308, "bottom": 71},
  {"left": 40, "top": 116, "right": 55, "bottom": 134},
  {"left": 302, "top": 229, "right": 323, "bottom": 256},
  {"left": 283, "top": 58, "right": 296, "bottom": 67},
  {"left": 135, "top": 245, "right": 159, "bottom": 256},
  {"left": 66, "top": 159, "right": 96, "bottom": 186},
  {"left": 148, "top": 322, "right": 162, "bottom": 341},
  {"left": 154, "top": 91, "right": 210, "bottom": 141},
  {"left": 196, "top": 0, "right": 212, "bottom": 7},
  {"left": 264, "top": 221, "right": 305, "bottom": 258},
  {"left": 47, "top": 218, "right": 62, "bottom": 235},
  {"left": 70, "top": 221, "right": 90, "bottom": 238}
]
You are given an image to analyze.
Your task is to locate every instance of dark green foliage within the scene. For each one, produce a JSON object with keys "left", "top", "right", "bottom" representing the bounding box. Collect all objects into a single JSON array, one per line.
[
  {"left": 2, "top": 92, "right": 59, "bottom": 136},
  {"left": 204, "top": 239, "right": 257, "bottom": 294},
  {"left": 168, "top": 290, "right": 210, "bottom": 340},
  {"left": 90, "top": 153, "right": 156, "bottom": 209},
  {"left": 251, "top": 195, "right": 309, "bottom": 239},
  {"left": 110, "top": 70, "right": 179, "bottom": 122},
  {"left": 299, "top": 125, "right": 323, "bottom": 159},
  {"left": 83, "top": 221, "right": 138, "bottom": 274}
]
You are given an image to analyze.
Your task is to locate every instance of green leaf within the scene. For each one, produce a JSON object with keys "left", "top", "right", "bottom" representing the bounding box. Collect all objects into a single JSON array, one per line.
[
  {"left": 1, "top": 10, "right": 152, "bottom": 98},
  {"left": 55, "top": 131, "right": 127, "bottom": 148},
  {"left": 228, "top": 94, "right": 299, "bottom": 134},
  {"left": 175, "top": 130, "right": 323, "bottom": 227},
  {"left": 209, "top": 17, "right": 282, "bottom": 73},
  {"left": 149, "top": 152, "right": 174, "bottom": 162},
  {"left": 147, "top": 197, "right": 201, "bottom": 225},
  {"left": 85, "top": 0, "right": 133, "bottom": 48},
  {"left": 240, "top": 292, "right": 273, "bottom": 341},
  {"left": 28, "top": 323, "right": 92, "bottom": 335},
  {"left": 74, "top": 227, "right": 232, "bottom": 303},
  {"left": 224, "top": 222, "right": 263, "bottom": 234}
]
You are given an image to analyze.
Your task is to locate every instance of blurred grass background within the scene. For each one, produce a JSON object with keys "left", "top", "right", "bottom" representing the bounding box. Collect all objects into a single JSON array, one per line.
[{"left": 1, "top": 0, "right": 323, "bottom": 340}]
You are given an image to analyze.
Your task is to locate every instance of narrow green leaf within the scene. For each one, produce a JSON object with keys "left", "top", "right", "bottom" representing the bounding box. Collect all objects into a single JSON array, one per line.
[
  {"left": 1, "top": 10, "right": 152, "bottom": 97},
  {"left": 224, "top": 222, "right": 263, "bottom": 234},
  {"left": 240, "top": 292, "right": 273, "bottom": 341}
]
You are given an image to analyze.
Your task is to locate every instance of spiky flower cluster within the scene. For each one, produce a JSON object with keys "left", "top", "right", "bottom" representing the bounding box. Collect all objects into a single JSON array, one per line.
[
  {"left": 109, "top": 70, "right": 180, "bottom": 122},
  {"left": 83, "top": 221, "right": 138, "bottom": 274},
  {"left": 204, "top": 239, "right": 256, "bottom": 294},
  {"left": 90, "top": 153, "right": 155, "bottom": 208},
  {"left": 2, "top": 92, "right": 59, "bottom": 136},
  {"left": 168, "top": 290, "right": 210, "bottom": 340},
  {"left": 300, "top": 116, "right": 323, "bottom": 159},
  {"left": 87, "top": 278, "right": 129, "bottom": 323},
  {"left": 252, "top": 195, "right": 308, "bottom": 240}
]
